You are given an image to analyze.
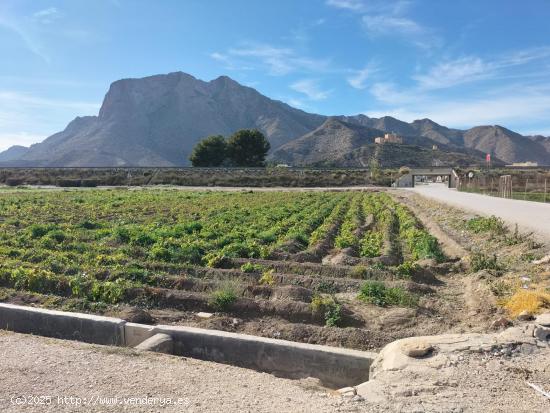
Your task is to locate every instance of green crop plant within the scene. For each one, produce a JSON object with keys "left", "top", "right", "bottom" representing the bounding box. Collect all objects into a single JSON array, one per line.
[
  {"left": 310, "top": 295, "right": 342, "bottom": 327},
  {"left": 466, "top": 216, "right": 506, "bottom": 235},
  {"left": 358, "top": 280, "right": 418, "bottom": 307}
]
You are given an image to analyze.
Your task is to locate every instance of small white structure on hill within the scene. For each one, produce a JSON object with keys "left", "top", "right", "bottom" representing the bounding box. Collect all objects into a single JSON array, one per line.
[{"left": 374, "top": 133, "right": 403, "bottom": 144}]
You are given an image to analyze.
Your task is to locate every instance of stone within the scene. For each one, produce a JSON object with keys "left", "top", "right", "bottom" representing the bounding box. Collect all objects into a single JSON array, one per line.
[
  {"left": 337, "top": 387, "right": 356, "bottom": 397},
  {"left": 533, "top": 326, "right": 550, "bottom": 342},
  {"left": 196, "top": 312, "right": 214, "bottom": 319},
  {"left": 532, "top": 254, "right": 550, "bottom": 265},
  {"left": 520, "top": 343, "right": 536, "bottom": 355},
  {"left": 534, "top": 312, "right": 550, "bottom": 326},
  {"left": 517, "top": 310, "right": 534, "bottom": 321},
  {"left": 490, "top": 317, "right": 512, "bottom": 330},
  {"left": 134, "top": 333, "right": 174, "bottom": 354},
  {"left": 400, "top": 340, "right": 434, "bottom": 358}
]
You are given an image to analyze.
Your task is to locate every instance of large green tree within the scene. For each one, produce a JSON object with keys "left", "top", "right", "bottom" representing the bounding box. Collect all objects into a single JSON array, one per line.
[
  {"left": 189, "top": 135, "right": 227, "bottom": 166},
  {"left": 226, "top": 129, "right": 270, "bottom": 167}
]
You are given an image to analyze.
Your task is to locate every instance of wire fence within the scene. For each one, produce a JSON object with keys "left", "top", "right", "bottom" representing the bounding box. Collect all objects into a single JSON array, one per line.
[{"left": 458, "top": 171, "right": 550, "bottom": 203}]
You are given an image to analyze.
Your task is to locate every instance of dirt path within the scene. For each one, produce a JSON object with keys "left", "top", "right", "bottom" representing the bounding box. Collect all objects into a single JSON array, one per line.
[
  {"left": 2, "top": 329, "right": 549, "bottom": 413},
  {"left": 407, "top": 183, "right": 550, "bottom": 245}
]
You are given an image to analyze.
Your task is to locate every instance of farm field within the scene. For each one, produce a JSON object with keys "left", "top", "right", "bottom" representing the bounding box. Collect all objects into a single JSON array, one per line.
[{"left": 0, "top": 187, "right": 547, "bottom": 350}]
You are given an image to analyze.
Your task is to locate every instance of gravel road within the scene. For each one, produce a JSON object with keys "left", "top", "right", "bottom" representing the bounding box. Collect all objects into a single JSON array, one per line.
[
  {"left": 408, "top": 183, "right": 550, "bottom": 244},
  {"left": 1, "top": 330, "right": 549, "bottom": 413}
]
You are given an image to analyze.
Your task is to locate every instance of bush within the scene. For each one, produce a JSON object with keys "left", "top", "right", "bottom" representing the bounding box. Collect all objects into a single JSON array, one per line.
[
  {"left": 350, "top": 265, "right": 368, "bottom": 279},
  {"left": 470, "top": 252, "right": 500, "bottom": 272},
  {"left": 310, "top": 295, "right": 342, "bottom": 327},
  {"left": 467, "top": 216, "right": 506, "bottom": 235},
  {"left": 57, "top": 179, "right": 81, "bottom": 187},
  {"left": 28, "top": 223, "right": 55, "bottom": 238},
  {"left": 259, "top": 269, "right": 275, "bottom": 285},
  {"left": 360, "top": 231, "right": 383, "bottom": 257},
  {"left": 209, "top": 288, "right": 237, "bottom": 311},
  {"left": 358, "top": 280, "right": 418, "bottom": 307},
  {"left": 396, "top": 261, "right": 419, "bottom": 278},
  {"left": 204, "top": 253, "right": 229, "bottom": 268},
  {"left": 240, "top": 262, "right": 265, "bottom": 273}
]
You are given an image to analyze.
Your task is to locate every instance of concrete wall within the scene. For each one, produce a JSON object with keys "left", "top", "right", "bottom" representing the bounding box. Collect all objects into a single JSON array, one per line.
[
  {"left": 0, "top": 303, "right": 125, "bottom": 345},
  {"left": 0, "top": 303, "right": 376, "bottom": 389}
]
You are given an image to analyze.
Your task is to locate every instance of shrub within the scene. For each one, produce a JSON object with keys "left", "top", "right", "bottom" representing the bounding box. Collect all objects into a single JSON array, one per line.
[
  {"left": 204, "top": 253, "right": 228, "bottom": 268},
  {"left": 316, "top": 281, "right": 337, "bottom": 294},
  {"left": 259, "top": 269, "right": 275, "bottom": 285},
  {"left": 310, "top": 295, "right": 342, "bottom": 327},
  {"left": 358, "top": 280, "right": 418, "bottom": 307},
  {"left": 240, "top": 262, "right": 265, "bottom": 273},
  {"left": 466, "top": 216, "right": 506, "bottom": 235},
  {"left": 360, "top": 231, "right": 383, "bottom": 257},
  {"left": 28, "top": 223, "right": 55, "bottom": 238},
  {"left": 57, "top": 179, "right": 81, "bottom": 187},
  {"left": 78, "top": 220, "right": 102, "bottom": 230},
  {"left": 504, "top": 289, "right": 550, "bottom": 318},
  {"left": 209, "top": 289, "right": 237, "bottom": 311},
  {"left": 396, "top": 261, "right": 419, "bottom": 279},
  {"left": 350, "top": 265, "right": 369, "bottom": 279},
  {"left": 470, "top": 252, "right": 500, "bottom": 272}
]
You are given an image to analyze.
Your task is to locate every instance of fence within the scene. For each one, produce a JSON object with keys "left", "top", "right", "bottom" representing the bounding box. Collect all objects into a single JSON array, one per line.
[{"left": 458, "top": 171, "right": 550, "bottom": 203}]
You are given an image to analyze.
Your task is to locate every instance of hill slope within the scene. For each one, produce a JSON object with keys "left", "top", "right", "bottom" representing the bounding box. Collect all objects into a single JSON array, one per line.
[
  {"left": 271, "top": 118, "right": 491, "bottom": 167},
  {"left": 2, "top": 72, "right": 324, "bottom": 167},
  {"left": 1, "top": 71, "right": 550, "bottom": 167}
]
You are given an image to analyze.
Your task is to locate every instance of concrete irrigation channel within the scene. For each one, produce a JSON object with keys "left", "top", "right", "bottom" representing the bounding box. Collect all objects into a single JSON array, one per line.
[{"left": 0, "top": 303, "right": 376, "bottom": 389}]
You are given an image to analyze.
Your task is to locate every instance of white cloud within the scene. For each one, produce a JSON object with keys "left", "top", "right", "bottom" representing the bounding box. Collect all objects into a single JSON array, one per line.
[
  {"left": 365, "top": 88, "right": 550, "bottom": 132},
  {"left": 362, "top": 14, "right": 422, "bottom": 35},
  {"left": 413, "top": 48, "right": 550, "bottom": 90},
  {"left": 0, "top": 13, "right": 50, "bottom": 62},
  {"left": 0, "top": 91, "right": 101, "bottom": 152},
  {"left": 347, "top": 64, "right": 377, "bottom": 89},
  {"left": 0, "top": 91, "right": 100, "bottom": 112},
  {"left": 32, "top": 7, "right": 62, "bottom": 24},
  {"left": 325, "top": 0, "right": 365, "bottom": 11},
  {"left": 327, "top": 0, "right": 440, "bottom": 50},
  {"left": 290, "top": 79, "right": 331, "bottom": 101},
  {"left": 413, "top": 57, "right": 488, "bottom": 90},
  {"left": 211, "top": 43, "right": 331, "bottom": 76},
  {"left": 362, "top": 14, "right": 441, "bottom": 49}
]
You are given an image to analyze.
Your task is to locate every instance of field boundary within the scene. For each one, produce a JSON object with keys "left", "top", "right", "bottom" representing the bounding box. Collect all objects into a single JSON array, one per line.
[{"left": 0, "top": 303, "right": 376, "bottom": 388}]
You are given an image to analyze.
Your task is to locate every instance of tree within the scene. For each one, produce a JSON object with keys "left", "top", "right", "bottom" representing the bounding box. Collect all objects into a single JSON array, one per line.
[
  {"left": 189, "top": 135, "right": 227, "bottom": 167},
  {"left": 226, "top": 129, "right": 270, "bottom": 167}
]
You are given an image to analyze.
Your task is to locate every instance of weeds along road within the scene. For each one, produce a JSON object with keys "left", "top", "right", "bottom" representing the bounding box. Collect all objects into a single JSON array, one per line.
[{"left": 407, "top": 183, "right": 550, "bottom": 246}]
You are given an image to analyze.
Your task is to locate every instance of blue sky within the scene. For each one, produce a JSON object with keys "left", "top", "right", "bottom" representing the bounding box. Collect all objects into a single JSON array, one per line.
[{"left": 1, "top": 0, "right": 550, "bottom": 151}]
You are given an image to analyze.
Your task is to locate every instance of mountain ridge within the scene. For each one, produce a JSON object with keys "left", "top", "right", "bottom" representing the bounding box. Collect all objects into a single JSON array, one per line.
[{"left": 2, "top": 71, "right": 550, "bottom": 167}]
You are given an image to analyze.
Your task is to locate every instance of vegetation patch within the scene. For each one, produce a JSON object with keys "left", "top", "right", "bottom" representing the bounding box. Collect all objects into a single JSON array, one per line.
[
  {"left": 310, "top": 295, "right": 342, "bottom": 327},
  {"left": 466, "top": 216, "right": 506, "bottom": 235},
  {"left": 358, "top": 280, "right": 418, "bottom": 307},
  {"left": 503, "top": 289, "right": 550, "bottom": 318}
]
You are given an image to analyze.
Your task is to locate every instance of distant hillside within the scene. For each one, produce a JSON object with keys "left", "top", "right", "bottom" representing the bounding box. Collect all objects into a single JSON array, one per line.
[
  {"left": 272, "top": 118, "right": 492, "bottom": 167},
  {"left": 0, "top": 72, "right": 324, "bottom": 167},
  {"left": 1, "top": 71, "right": 549, "bottom": 167}
]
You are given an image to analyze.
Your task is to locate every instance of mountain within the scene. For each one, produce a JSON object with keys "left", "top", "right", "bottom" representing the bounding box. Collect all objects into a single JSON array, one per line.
[
  {"left": 271, "top": 118, "right": 381, "bottom": 166},
  {"left": 1, "top": 71, "right": 550, "bottom": 167},
  {"left": 272, "top": 118, "right": 492, "bottom": 167},
  {"left": 0, "top": 145, "right": 29, "bottom": 162},
  {"left": 1, "top": 72, "right": 324, "bottom": 167},
  {"left": 338, "top": 115, "right": 550, "bottom": 164},
  {"left": 462, "top": 126, "right": 550, "bottom": 164}
]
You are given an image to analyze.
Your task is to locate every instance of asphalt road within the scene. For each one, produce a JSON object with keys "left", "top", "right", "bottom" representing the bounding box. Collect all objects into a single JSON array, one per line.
[{"left": 408, "top": 183, "right": 550, "bottom": 245}]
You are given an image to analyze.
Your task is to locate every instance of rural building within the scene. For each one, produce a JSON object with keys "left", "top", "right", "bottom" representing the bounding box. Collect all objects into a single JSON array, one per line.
[
  {"left": 395, "top": 167, "right": 459, "bottom": 188},
  {"left": 374, "top": 133, "right": 403, "bottom": 144}
]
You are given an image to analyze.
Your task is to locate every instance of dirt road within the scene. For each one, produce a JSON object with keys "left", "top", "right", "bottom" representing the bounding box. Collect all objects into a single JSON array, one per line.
[{"left": 408, "top": 183, "right": 550, "bottom": 245}]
